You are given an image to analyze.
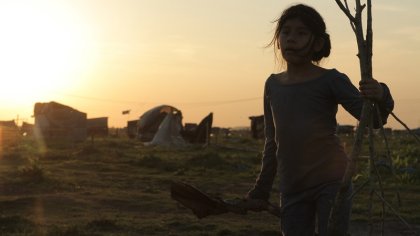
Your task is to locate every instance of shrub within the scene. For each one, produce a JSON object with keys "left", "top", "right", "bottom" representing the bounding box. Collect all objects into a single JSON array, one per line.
[{"left": 17, "top": 158, "right": 46, "bottom": 182}]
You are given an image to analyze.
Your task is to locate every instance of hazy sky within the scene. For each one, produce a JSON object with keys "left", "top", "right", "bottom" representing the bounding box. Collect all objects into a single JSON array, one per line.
[{"left": 1, "top": 0, "right": 419, "bottom": 129}]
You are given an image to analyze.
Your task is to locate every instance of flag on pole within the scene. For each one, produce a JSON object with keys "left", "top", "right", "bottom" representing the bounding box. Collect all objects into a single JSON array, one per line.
[{"left": 122, "top": 110, "right": 130, "bottom": 115}]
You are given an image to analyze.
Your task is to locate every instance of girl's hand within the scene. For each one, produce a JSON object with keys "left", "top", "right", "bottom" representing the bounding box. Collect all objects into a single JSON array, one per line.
[{"left": 359, "top": 78, "right": 384, "bottom": 102}]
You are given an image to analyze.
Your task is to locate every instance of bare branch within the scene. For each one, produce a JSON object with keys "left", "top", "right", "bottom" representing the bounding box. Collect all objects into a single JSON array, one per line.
[
  {"left": 374, "top": 191, "right": 415, "bottom": 233},
  {"left": 391, "top": 112, "right": 420, "bottom": 144},
  {"left": 348, "top": 179, "right": 369, "bottom": 200},
  {"left": 355, "top": 0, "right": 367, "bottom": 24},
  {"left": 369, "top": 117, "right": 386, "bottom": 236},
  {"left": 344, "top": 0, "right": 350, "bottom": 10},
  {"left": 329, "top": 1, "right": 374, "bottom": 235},
  {"left": 344, "top": 0, "right": 356, "bottom": 33},
  {"left": 376, "top": 106, "right": 402, "bottom": 206},
  {"left": 366, "top": 0, "right": 373, "bottom": 79},
  {"left": 367, "top": 122, "right": 375, "bottom": 236},
  {"left": 335, "top": 0, "right": 356, "bottom": 21},
  {"left": 330, "top": 1, "right": 417, "bottom": 236},
  {"left": 344, "top": 0, "right": 357, "bottom": 32}
]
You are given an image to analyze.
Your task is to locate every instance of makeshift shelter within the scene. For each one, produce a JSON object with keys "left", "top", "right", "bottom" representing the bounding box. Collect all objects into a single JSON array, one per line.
[
  {"left": 87, "top": 117, "right": 108, "bottom": 137},
  {"left": 336, "top": 124, "right": 355, "bottom": 136},
  {"left": 126, "top": 120, "right": 138, "bottom": 139},
  {"left": 21, "top": 122, "right": 34, "bottom": 136},
  {"left": 34, "top": 101, "right": 87, "bottom": 142},
  {"left": 182, "top": 113, "right": 213, "bottom": 144},
  {"left": 0, "top": 120, "right": 20, "bottom": 146},
  {"left": 249, "top": 115, "right": 264, "bottom": 139},
  {"left": 137, "top": 105, "right": 185, "bottom": 146}
]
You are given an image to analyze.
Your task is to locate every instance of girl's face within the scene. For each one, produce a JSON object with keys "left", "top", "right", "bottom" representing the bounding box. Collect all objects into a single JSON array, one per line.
[{"left": 278, "top": 18, "right": 314, "bottom": 65}]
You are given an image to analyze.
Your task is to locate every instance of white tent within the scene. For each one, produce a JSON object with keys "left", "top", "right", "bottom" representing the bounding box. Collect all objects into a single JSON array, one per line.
[{"left": 137, "top": 105, "right": 186, "bottom": 146}]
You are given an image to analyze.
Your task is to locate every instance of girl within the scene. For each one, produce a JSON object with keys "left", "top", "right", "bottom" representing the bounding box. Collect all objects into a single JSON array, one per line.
[{"left": 246, "top": 4, "right": 394, "bottom": 236}]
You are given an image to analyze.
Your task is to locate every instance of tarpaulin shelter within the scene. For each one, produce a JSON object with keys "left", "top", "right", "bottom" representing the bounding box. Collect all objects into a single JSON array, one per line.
[
  {"left": 182, "top": 112, "right": 213, "bottom": 144},
  {"left": 137, "top": 105, "right": 185, "bottom": 146},
  {"left": 34, "top": 101, "right": 87, "bottom": 142}
]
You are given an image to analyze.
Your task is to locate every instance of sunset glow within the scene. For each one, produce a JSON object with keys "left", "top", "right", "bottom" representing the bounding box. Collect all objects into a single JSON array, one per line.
[
  {"left": 0, "top": 1, "right": 419, "bottom": 129},
  {"left": 0, "top": 1, "right": 95, "bottom": 104}
]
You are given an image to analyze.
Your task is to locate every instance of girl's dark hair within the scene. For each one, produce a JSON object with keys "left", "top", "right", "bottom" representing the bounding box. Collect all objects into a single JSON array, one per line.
[{"left": 269, "top": 4, "right": 331, "bottom": 63}]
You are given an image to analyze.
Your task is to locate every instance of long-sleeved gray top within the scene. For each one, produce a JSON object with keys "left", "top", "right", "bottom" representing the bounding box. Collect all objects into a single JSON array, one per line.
[{"left": 248, "top": 69, "right": 394, "bottom": 198}]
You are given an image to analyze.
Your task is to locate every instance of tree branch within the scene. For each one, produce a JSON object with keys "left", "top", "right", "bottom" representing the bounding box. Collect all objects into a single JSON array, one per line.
[
  {"left": 328, "top": 1, "right": 374, "bottom": 235},
  {"left": 390, "top": 112, "right": 420, "bottom": 144},
  {"left": 335, "top": 0, "right": 356, "bottom": 22},
  {"left": 376, "top": 106, "right": 402, "bottom": 206},
  {"left": 330, "top": 1, "right": 416, "bottom": 235},
  {"left": 344, "top": 0, "right": 357, "bottom": 32},
  {"left": 374, "top": 191, "right": 415, "bottom": 233},
  {"left": 366, "top": 0, "right": 373, "bottom": 78}
]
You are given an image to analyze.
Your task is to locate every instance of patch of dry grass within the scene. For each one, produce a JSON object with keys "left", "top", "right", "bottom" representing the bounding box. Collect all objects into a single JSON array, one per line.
[{"left": 0, "top": 135, "right": 417, "bottom": 235}]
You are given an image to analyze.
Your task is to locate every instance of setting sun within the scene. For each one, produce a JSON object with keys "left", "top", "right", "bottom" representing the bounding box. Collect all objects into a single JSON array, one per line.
[{"left": 0, "top": 1, "right": 96, "bottom": 104}]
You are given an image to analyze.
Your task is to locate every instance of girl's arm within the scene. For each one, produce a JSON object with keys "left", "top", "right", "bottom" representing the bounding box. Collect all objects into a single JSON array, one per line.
[
  {"left": 247, "top": 82, "right": 278, "bottom": 201},
  {"left": 331, "top": 73, "right": 394, "bottom": 128}
]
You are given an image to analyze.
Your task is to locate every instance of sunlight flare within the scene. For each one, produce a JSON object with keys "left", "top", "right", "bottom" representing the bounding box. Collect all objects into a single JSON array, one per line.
[{"left": 0, "top": 1, "right": 97, "bottom": 104}]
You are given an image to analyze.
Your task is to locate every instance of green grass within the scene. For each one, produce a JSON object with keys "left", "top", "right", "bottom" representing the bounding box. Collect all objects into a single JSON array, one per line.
[{"left": 0, "top": 134, "right": 418, "bottom": 235}]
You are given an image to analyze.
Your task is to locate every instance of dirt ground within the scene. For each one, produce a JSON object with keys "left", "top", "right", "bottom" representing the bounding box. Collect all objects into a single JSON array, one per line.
[{"left": 349, "top": 221, "right": 420, "bottom": 236}]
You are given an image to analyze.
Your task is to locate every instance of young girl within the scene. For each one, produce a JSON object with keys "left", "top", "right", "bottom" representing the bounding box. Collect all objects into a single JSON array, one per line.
[{"left": 246, "top": 4, "right": 394, "bottom": 236}]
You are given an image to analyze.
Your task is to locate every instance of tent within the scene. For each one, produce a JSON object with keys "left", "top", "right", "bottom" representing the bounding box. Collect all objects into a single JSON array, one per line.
[
  {"left": 135, "top": 105, "right": 214, "bottom": 146},
  {"left": 137, "top": 105, "right": 185, "bottom": 146}
]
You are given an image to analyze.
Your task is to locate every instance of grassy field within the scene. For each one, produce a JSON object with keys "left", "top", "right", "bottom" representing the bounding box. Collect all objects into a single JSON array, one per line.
[{"left": 0, "top": 133, "right": 419, "bottom": 236}]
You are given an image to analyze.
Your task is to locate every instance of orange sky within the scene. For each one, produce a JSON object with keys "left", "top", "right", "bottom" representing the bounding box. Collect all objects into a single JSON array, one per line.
[{"left": 1, "top": 0, "right": 419, "bottom": 129}]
